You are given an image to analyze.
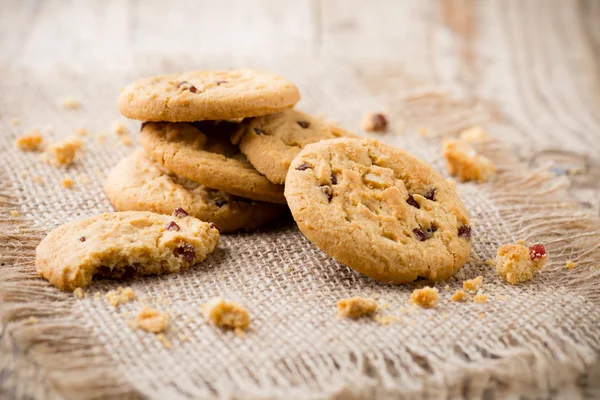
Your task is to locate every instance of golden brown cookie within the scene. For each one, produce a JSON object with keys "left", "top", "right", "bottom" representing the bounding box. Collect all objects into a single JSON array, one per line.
[
  {"left": 35, "top": 211, "right": 220, "bottom": 291},
  {"left": 105, "top": 150, "right": 286, "bottom": 233},
  {"left": 118, "top": 69, "right": 300, "bottom": 122},
  {"left": 140, "top": 122, "right": 286, "bottom": 204},
  {"left": 284, "top": 138, "right": 471, "bottom": 284},
  {"left": 235, "top": 109, "right": 355, "bottom": 184}
]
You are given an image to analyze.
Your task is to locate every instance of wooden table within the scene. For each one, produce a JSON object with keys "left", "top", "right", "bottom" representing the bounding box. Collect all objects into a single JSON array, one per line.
[{"left": 2, "top": 0, "right": 599, "bottom": 209}]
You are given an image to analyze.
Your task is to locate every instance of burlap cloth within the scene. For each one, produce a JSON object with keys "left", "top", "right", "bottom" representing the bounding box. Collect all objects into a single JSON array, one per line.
[{"left": 1, "top": 56, "right": 599, "bottom": 400}]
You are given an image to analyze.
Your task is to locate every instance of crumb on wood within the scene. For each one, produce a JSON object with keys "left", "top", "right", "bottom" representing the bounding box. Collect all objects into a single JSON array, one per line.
[
  {"left": 459, "top": 126, "right": 488, "bottom": 142},
  {"left": 496, "top": 243, "right": 548, "bottom": 285},
  {"left": 60, "top": 97, "right": 81, "bottom": 109},
  {"left": 362, "top": 112, "right": 389, "bottom": 133},
  {"left": 10, "top": 210, "right": 19, "bottom": 217},
  {"left": 337, "top": 296, "right": 378, "bottom": 319},
  {"left": 473, "top": 291, "right": 488, "bottom": 303},
  {"left": 136, "top": 306, "right": 169, "bottom": 333},
  {"left": 463, "top": 276, "right": 483, "bottom": 292},
  {"left": 106, "top": 286, "right": 136, "bottom": 307},
  {"left": 47, "top": 137, "right": 83, "bottom": 167},
  {"left": 157, "top": 333, "right": 171, "bottom": 348},
  {"left": 409, "top": 287, "right": 439, "bottom": 308},
  {"left": 61, "top": 177, "right": 74, "bottom": 189},
  {"left": 566, "top": 260, "right": 576, "bottom": 270},
  {"left": 443, "top": 139, "right": 495, "bottom": 183},
  {"left": 15, "top": 130, "right": 44, "bottom": 152},
  {"left": 202, "top": 297, "right": 250, "bottom": 330},
  {"left": 450, "top": 289, "right": 467, "bottom": 302},
  {"left": 73, "top": 287, "right": 85, "bottom": 299},
  {"left": 75, "top": 128, "right": 88, "bottom": 136}
]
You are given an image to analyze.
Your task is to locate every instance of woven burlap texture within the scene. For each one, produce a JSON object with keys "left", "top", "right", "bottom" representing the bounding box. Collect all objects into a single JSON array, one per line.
[{"left": 1, "top": 56, "right": 599, "bottom": 400}]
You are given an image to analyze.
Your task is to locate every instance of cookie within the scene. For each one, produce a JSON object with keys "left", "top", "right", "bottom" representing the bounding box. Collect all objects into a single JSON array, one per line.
[
  {"left": 234, "top": 109, "right": 355, "bottom": 184},
  {"left": 35, "top": 211, "right": 220, "bottom": 291},
  {"left": 118, "top": 69, "right": 300, "bottom": 122},
  {"left": 284, "top": 138, "right": 471, "bottom": 284},
  {"left": 105, "top": 149, "right": 285, "bottom": 232},
  {"left": 140, "top": 122, "right": 286, "bottom": 204}
]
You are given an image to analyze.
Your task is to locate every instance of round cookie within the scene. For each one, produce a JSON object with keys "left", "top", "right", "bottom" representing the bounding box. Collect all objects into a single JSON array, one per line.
[
  {"left": 140, "top": 122, "right": 286, "bottom": 204},
  {"left": 36, "top": 211, "right": 220, "bottom": 291},
  {"left": 118, "top": 69, "right": 300, "bottom": 122},
  {"left": 234, "top": 109, "right": 356, "bottom": 184},
  {"left": 284, "top": 138, "right": 471, "bottom": 284},
  {"left": 105, "top": 149, "right": 286, "bottom": 233}
]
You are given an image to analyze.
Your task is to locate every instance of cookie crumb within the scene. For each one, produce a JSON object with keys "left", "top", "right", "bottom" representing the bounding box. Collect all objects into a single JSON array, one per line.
[
  {"left": 75, "top": 128, "right": 88, "bottom": 136},
  {"left": 15, "top": 130, "right": 44, "bottom": 152},
  {"left": 60, "top": 97, "right": 80, "bottom": 109},
  {"left": 485, "top": 259, "right": 496, "bottom": 267},
  {"left": 202, "top": 298, "right": 250, "bottom": 330},
  {"left": 10, "top": 118, "right": 20, "bottom": 126},
  {"left": 496, "top": 243, "right": 548, "bottom": 284},
  {"left": 443, "top": 140, "right": 495, "bottom": 183},
  {"left": 26, "top": 316, "right": 38, "bottom": 325},
  {"left": 113, "top": 122, "right": 132, "bottom": 146},
  {"left": 61, "top": 177, "right": 74, "bottom": 189},
  {"left": 443, "top": 285, "right": 450, "bottom": 291},
  {"left": 463, "top": 276, "right": 483, "bottom": 292},
  {"left": 10, "top": 210, "right": 19, "bottom": 217},
  {"left": 136, "top": 307, "right": 169, "bottom": 333},
  {"left": 47, "top": 137, "right": 83, "bottom": 167},
  {"left": 73, "top": 287, "right": 85, "bottom": 299},
  {"left": 450, "top": 289, "right": 466, "bottom": 302},
  {"left": 477, "top": 312, "right": 485, "bottom": 319},
  {"left": 362, "top": 112, "right": 389, "bottom": 133},
  {"left": 495, "top": 295, "right": 507, "bottom": 301},
  {"left": 157, "top": 333, "right": 171, "bottom": 348},
  {"left": 97, "top": 134, "right": 107, "bottom": 143},
  {"left": 418, "top": 127, "right": 430, "bottom": 137},
  {"left": 459, "top": 126, "right": 488, "bottom": 142},
  {"left": 178, "top": 334, "right": 189, "bottom": 343},
  {"left": 32, "top": 176, "right": 45, "bottom": 185},
  {"left": 473, "top": 292, "right": 488, "bottom": 303},
  {"left": 106, "top": 286, "right": 136, "bottom": 307},
  {"left": 374, "top": 314, "right": 401, "bottom": 325},
  {"left": 409, "top": 287, "right": 439, "bottom": 308},
  {"left": 337, "top": 297, "right": 378, "bottom": 318},
  {"left": 566, "top": 260, "right": 576, "bottom": 270}
]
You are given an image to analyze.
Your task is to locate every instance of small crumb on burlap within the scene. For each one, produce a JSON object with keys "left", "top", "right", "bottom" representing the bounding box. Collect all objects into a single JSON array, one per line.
[
  {"left": 15, "top": 130, "right": 44, "bottom": 152},
  {"left": 46, "top": 137, "right": 83, "bottom": 167},
  {"left": 178, "top": 334, "right": 189, "bottom": 343},
  {"left": 60, "top": 97, "right": 80, "bottom": 109},
  {"left": 443, "top": 139, "right": 495, "bottom": 183},
  {"left": 409, "top": 287, "right": 439, "bottom": 308},
  {"left": 566, "top": 260, "right": 576, "bottom": 270},
  {"left": 463, "top": 276, "right": 483, "bottom": 292},
  {"left": 374, "top": 314, "right": 401, "bottom": 325},
  {"left": 337, "top": 297, "right": 378, "bottom": 319},
  {"left": 61, "top": 177, "right": 74, "bottom": 189},
  {"left": 157, "top": 333, "right": 171, "bottom": 349},
  {"left": 362, "top": 112, "right": 389, "bottom": 133},
  {"left": 106, "top": 286, "right": 136, "bottom": 307},
  {"left": 459, "top": 126, "right": 488, "bottom": 142},
  {"left": 136, "top": 307, "right": 169, "bottom": 333},
  {"left": 203, "top": 298, "right": 250, "bottom": 333},
  {"left": 73, "top": 287, "right": 85, "bottom": 299},
  {"left": 450, "top": 289, "right": 467, "bottom": 302},
  {"left": 10, "top": 210, "right": 19, "bottom": 217},
  {"left": 97, "top": 134, "right": 107, "bottom": 143},
  {"left": 473, "top": 291, "right": 489, "bottom": 303},
  {"left": 496, "top": 243, "right": 548, "bottom": 285},
  {"left": 113, "top": 121, "right": 132, "bottom": 146},
  {"left": 75, "top": 128, "right": 88, "bottom": 136},
  {"left": 31, "top": 176, "right": 45, "bottom": 185},
  {"left": 485, "top": 259, "right": 496, "bottom": 267}
]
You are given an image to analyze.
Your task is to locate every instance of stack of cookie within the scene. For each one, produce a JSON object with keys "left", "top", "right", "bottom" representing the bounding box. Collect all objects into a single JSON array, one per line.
[{"left": 106, "top": 69, "right": 354, "bottom": 233}]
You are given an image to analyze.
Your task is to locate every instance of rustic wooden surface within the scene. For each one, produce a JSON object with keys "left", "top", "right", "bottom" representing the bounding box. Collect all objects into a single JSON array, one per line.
[{"left": 1, "top": 0, "right": 599, "bottom": 210}]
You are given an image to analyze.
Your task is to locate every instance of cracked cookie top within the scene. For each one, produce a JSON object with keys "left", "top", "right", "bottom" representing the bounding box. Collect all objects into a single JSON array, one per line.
[{"left": 284, "top": 138, "right": 471, "bottom": 284}]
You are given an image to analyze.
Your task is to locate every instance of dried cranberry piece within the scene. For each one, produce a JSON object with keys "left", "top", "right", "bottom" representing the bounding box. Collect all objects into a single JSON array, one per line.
[
  {"left": 173, "top": 207, "right": 189, "bottom": 217},
  {"left": 79, "top": 236, "right": 86, "bottom": 242},
  {"left": 321, "top": 185, "right": 333, "bottom": 202},
  {"left": 209, "top": 222, "right": 221, "bottom": 232},
  {"left": 424, "top": 188, "right": 437, "bottom": 201},
  {"left": 174, "top": 243, "right": 196, "bottom": 262},
  {"left": 189, "top": 85, "right": 198, "bottom": 93},
  {"left": 254, "top": 128, "right": 265, "bottom": 135},
  {"left": 529, "top": 243, "right": 547, "bottom": 261},
  {"left": 166, "top": 221, "right": 180, "bottom": 231},
  {"left": 413, "top": 228, "right": 426, "bottom": 241},
  {"left": 413, "top": 225, "right": 437, "bottom": 241},
  {"left": 330, "top": 174, "right": 337, "bottom": 185},
  {"left": 370, "top": 113, "right": 388, "bottom": 131},
  {"left": 297, "top": 121, "right": 310, "bottom": 129},
  {"left": 406, "top": 194, "right": 420, "bottom": 209},
  {"left": 214, "top": 199, "right": 227, "bottom": 208},
  {"left": 296, "top": 163, "right": 312, "bottom": 171},
  {"left": 215, "top": 80, "right": 228, "bottom": 85},
  {"left": 458, "top": 225, "right": 471, "bottom": 239}
]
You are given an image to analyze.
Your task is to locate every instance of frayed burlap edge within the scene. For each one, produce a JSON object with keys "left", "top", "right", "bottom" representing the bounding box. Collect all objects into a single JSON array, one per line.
[{"left": 1, "top": 138, "right": 599, "bottom": 399}]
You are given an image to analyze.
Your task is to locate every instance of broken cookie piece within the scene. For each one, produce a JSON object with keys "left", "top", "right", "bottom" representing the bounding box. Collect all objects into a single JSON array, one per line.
[
  {"left": 16, "top": 130, "right": 44, "bottom": 152},
  {"left": 46, "top": 136, "right": 83, "bottom": 167},
  {"left": 136, "top": 306, "right": 169, "bottom": 333},
  {"left": 410, "top": 287, "right": 439, "bottom": 308},
  {"left": 203, "top": 298, "right": 250, "bottom": 331},
  {"left": 35, "top": 211, "right": 220, "bottom": 291},
  {"left": 450, "top": 289, "right": 466, "bottom": 302},
  {"left": 463, "top": 276, "right": 483, "bottom": 292},
  {"left": 496, "top": 243, "right": 548, "bottom": 285},
  {"left": 443, "top": 140, "right": 495, "bottom": 183},
  {"left": 337, "top": 296, "right": 378, "bottom": 318}
]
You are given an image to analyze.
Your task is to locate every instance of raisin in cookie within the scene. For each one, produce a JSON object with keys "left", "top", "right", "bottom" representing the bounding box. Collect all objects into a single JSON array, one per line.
[
  {"left": 118, "top": 69, "right": 300, "bottom": 122},
  {"left": 36, "top": 211, "right": 219, "bottom": 291},
  {"left": 140, "top": 122, "right": 286, "bottom": 204},
  {"left": 284, "top": 138, "right": 471, "bottom": 284},
  {"left": 234, "top": 109, "right": 355, "bottom": 184},
  {"left": 105, "top": 150, "right": 286, "bottom": 233}
]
